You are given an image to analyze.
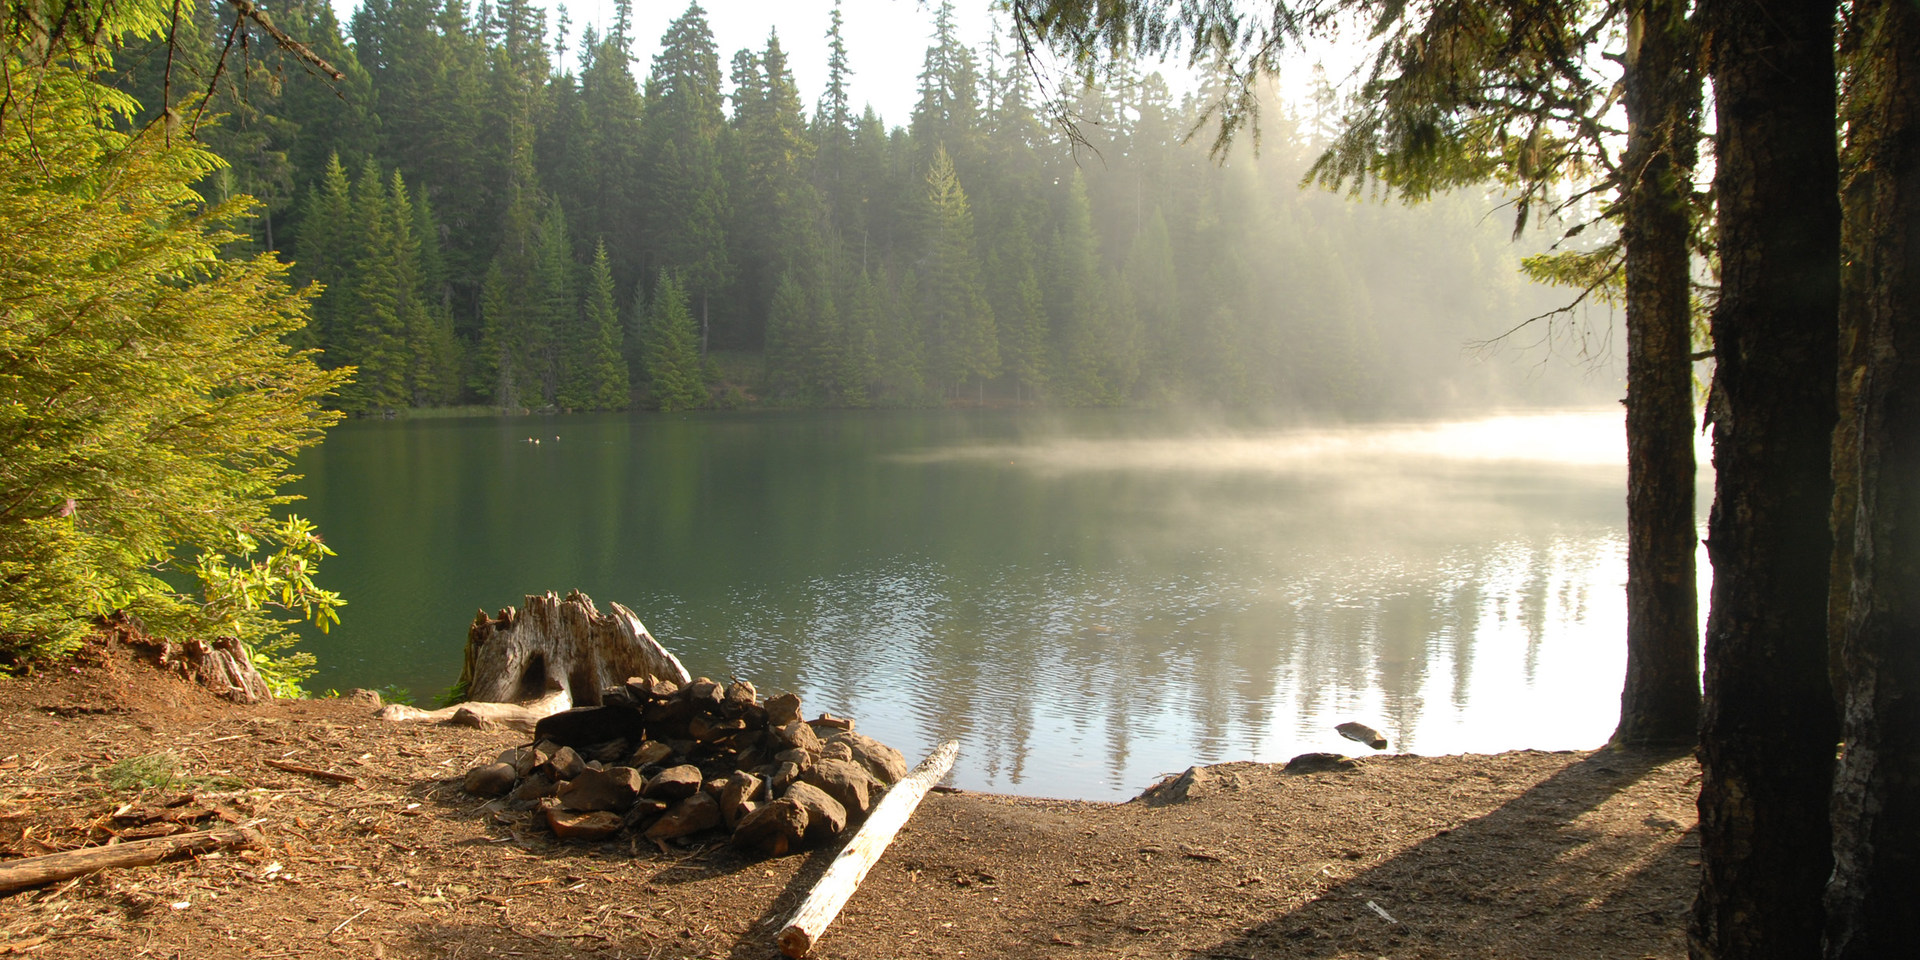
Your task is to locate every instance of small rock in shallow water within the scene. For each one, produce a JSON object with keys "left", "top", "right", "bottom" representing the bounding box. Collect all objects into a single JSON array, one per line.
[{"left": 1336, "top": 722, "right": 1389, "bottom": 750}]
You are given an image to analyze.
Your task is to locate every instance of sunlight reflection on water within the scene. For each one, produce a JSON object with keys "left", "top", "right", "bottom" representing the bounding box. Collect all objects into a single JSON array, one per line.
[{"left": 292, "top": 407, "right": 1705, "bottom": 801}]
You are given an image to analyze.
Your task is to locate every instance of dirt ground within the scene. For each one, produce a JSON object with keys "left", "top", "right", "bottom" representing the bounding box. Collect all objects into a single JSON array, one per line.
[{"left": 0, "top": 641, "right": 1701, "bottom": 959}]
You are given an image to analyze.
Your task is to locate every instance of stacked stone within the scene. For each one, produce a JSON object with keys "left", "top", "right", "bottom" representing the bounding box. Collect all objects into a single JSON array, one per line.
[{"left": 461, "top": 677, "right": 908, "bottom": 856}]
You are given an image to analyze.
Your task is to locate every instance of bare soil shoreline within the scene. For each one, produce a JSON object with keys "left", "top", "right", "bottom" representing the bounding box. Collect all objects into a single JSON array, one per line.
[{"left": 1, "top": 649, "right": 1699, "bottom": 959}]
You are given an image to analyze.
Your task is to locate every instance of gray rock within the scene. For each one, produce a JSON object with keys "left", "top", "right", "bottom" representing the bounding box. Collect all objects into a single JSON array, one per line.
[
  {"left": 770, "top": 760, "right": 803, "bottom": 793},
  {"left": 587, "top": 738, "right": 630, "bottom": 764},
  {"left": 645, "top": 792, "right": 721, "bottom": 840},
  {"left": 802, "top": 758, "right": 879, "bottom": 818},
  {"left": 547, "top": 746, "right": 586, "bottom": 780},
  {"left": 764, "top": 693, "right": 803, "bottom": 728},
  {"left": 627, "top": 740, "right": 674, "bottom": 767},
  {"left": 685, "top": 677, "right": 725, "bottom": 709},
  {"left": 731, "top": 797, "right": 808, "bottom": 856},
  {"left": 782, "top": 781, "right": 847, "bottom": 841},
  {"left": 643, "top": 764, "right": 703, "bottom": 801},
  {"left": 776, "top": 720, "right": 822, "bottom": 755},
  {"left": 725, "top": 680, "right": 758, "bottom": 708},
  {"left": 508, "top": 772, "right": 557, "bottom": 808},
  {"left": 1284, "top": 752, "right": 1360, "bottom": 774},
  {"left": 558, "top": 766, "right": 645, "bottom": 813},
  {"left": 1138, "top": 766, "right": 1215, "bottom": 805},
  {"left": 720, "top": 771, "right": 766, "bottom": 829},
  {"left": 496, "top": 747, "right": 532, "bottom": 778},
  {"left": 622, "top": 798, "right": 669, "bottom": 831},
  {"left": 825, "top": 732, "right": 909, "bottom": 785},
  {"left": 1336, "top": 722, "right": 1389, "bottom": 750},
  {"left": 545, "top": 807, "right": 623, "bottom": 842},
  {"left": 344, "top": 688, "right": 384, "bottom": 708},
  {"left": 463, "top": 762, "right": 517, "bottom": 797}
]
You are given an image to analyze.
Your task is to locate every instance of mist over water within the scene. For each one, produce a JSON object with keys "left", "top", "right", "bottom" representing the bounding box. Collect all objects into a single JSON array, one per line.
[{"left": 290, "top": 408, "right": 1697, "bottom": 800}]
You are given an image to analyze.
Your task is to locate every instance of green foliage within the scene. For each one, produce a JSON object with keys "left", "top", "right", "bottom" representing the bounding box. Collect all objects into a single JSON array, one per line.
[
  {"left": 376, "top": 684, "right": 416, "bottom": 706},
  {"left": 74, "top": 0, "right": 1601, "bottom": 419},
  {"left": 189, "top": 515, "right": 343, "bottom": 698},
  {"left": 0, "top": 6, "right": 347, "bottom": 661},
  {"left": 98, "top": 752, "right": 242, "bottom": 792},
  {"left": 643, "top": 273, "right": 710, "bottom": 411}
]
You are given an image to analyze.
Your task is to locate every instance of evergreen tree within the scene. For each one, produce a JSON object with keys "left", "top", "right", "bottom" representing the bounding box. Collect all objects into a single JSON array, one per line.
[
  {"left": 407, "top": 187, "right": 462, "bottom": 405},
  {"left": 563, "top": 240, "right": 630, "bottom": 410},
  {"left": 643, "top": 273, "right": 708, "bottom": 411},
  {"left": 1, "top": 2, "right": 346, "bottom": 653},
  {"left": 642, "top": 5, "right": 731, "bottom": 349},
  {"left": 339, "top": 159, "right": 409, "bottom": 412},
  {"left": 293, "top": 153, "right": 355, "bottom": 356},
  {"left": 534, "top": 203, "right": 577, "bottom": 405},
  {"left": 1046, "top": 169, "right": 1105, "bottom": 404},
  {"left": 918, "top": 146, "right": 997, "bottom": 399}
]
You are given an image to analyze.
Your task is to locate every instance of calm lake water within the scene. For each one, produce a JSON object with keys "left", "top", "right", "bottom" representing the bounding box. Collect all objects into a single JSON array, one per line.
[{"left": 287, "top": 407, "right": 1708, "bottom": 801}]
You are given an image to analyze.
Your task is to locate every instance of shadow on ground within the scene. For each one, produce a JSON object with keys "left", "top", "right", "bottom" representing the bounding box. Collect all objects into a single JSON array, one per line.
[{"left": 1197, "top": 748, "right": 1698, "bottom": 959}]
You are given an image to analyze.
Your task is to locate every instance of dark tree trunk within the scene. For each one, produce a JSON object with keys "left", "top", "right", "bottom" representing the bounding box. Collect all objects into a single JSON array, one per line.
[
  {"left": 1613, "top": 0, "right": 1703, "bottom": 748},
  {"left": 1690, "top": 0, "right": 1843, "bottom": 957},
  {"left": 1824, "top": 1, "right": 1920, "bottom": 954}
]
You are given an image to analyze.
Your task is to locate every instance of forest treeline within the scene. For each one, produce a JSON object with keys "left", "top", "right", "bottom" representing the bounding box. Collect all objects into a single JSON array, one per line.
[{"left": 121, "top": 0, "right": 1599, "bottom": 414}]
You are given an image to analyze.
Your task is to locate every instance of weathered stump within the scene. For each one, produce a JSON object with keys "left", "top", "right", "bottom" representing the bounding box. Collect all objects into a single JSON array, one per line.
[{"left": 380, "top": 590, "right": 690, "bottom": 728}]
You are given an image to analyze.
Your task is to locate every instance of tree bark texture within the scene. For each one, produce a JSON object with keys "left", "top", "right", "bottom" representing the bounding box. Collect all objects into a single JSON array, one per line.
[
  {"left": 0, "top": 826, "right": 262, "bottom": 894},
  {"left": 1824, "top": 2, "right": 1920, "bottom": 955},
  {"left": 1691, "top": 1, "right": 1843, "bottom": 957},
  {"left": 1614, "top": 0, "right": 1704, "bottom": 748},
  {"left": 458, "top": 590, "right": 691, "bottom": 708},
  {"left": 156, "top": 636, "right": 272, "bottom": 704}
]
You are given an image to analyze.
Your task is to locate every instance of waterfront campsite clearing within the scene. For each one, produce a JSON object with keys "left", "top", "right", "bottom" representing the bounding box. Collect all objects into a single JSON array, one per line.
[{"left": 0, "top": 643, "right": 1698, "bottom": 958}]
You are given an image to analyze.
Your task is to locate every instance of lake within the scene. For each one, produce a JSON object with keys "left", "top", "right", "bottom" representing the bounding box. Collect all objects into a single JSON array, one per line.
[{"left": 286, "top": 407, "right": 1709, "bottom": 801}]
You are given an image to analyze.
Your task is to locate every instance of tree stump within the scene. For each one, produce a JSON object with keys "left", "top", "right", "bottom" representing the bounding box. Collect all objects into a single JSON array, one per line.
[{"left": 380, "top": 590, "right": 690, "bottom": 728}]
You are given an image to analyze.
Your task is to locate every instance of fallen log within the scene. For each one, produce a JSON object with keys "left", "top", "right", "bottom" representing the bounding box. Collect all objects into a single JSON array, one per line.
[
  {"left": 380, "top": 591, "right": 690, "bottom": 728},
  {"left": 0, "top": 826, "right": 263, "bottom": 895},
  {"left": 777, "top": 740, "right": 959, "bottom": 958},
  {"left": 376, "top": 689, "right": 569, "bottom": 732},
  {"left": 263, "top": 759, "right": 358, "bottom": 784}
]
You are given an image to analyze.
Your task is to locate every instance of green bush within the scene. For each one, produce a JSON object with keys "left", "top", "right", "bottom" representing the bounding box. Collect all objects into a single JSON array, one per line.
[{"left": 0, "top": 3, "right": 348, "bottom": 666}]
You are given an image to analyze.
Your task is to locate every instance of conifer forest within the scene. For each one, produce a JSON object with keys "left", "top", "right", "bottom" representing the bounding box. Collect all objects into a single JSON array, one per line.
[{"left": 118, "top": 0, "right": 1599, "bottom": 416}]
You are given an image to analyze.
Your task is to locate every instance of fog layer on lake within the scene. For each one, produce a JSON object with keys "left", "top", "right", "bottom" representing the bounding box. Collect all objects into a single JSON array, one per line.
[{"left": 289, "top": 408, "right": 1706, "bottom": 800}]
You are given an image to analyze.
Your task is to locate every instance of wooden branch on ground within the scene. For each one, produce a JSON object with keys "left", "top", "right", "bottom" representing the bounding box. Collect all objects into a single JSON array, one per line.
[
  {"left": 777, "top": 740, "right": 960, "bottom": 958},
  {"left": 264, "top": 759, "right": 357, "bottom": 784},
  {"left": 0, "top": 826, "right": 263, "bottom": 895}
]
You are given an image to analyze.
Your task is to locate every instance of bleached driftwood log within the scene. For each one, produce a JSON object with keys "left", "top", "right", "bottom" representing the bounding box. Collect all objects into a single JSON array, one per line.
[
  {"left": 777, "top": 739, "right": 960, "bottom": 958},
  {"left": 379, "top": 590, "right": 690, "bottom": 729}
]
